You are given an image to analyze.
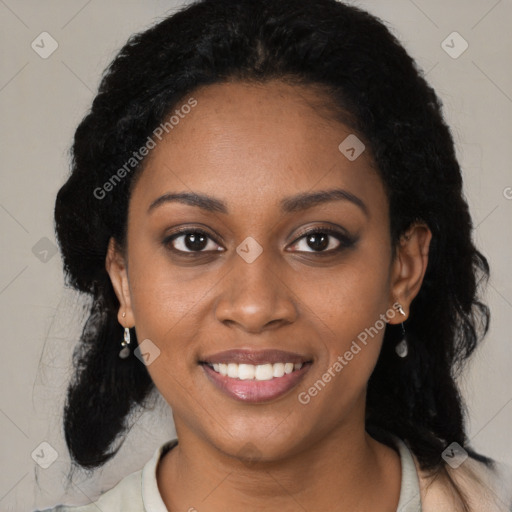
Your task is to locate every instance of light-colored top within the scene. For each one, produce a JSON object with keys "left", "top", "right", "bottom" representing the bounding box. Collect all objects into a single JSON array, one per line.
[{"left": 35, "top": 436, "right": 512, "bottom": 512}]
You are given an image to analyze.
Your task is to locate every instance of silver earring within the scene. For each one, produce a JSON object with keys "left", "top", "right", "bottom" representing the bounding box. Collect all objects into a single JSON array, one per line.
[
  {"left": 119, "top": 327, "right": 131, "bottom": 359},
  {"left": 395, "top": 304, "right": 408, "bottom": 358}
]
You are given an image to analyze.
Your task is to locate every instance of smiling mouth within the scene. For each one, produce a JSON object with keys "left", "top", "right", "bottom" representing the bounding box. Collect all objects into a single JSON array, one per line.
[
  {"left": 203, "top": 361, "right": 306, "bottom": 380},
  {"left": 199, "top": 349, "right": 313, "bottom": 402}
]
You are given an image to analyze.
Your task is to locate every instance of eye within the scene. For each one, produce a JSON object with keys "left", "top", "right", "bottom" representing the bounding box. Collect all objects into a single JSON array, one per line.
[
  {"left": 164, "top": 229, "right": 223, "bottom": 254},
  {"left": 288, "top": 227, "right": 356, "bottom": 254}
]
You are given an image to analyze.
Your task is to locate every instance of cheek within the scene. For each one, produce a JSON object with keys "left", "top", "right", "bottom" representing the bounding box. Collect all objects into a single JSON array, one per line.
[
  {"left": 125, "top": 248, "right": 210, "bottom": 382},
  {"left": 294, "top": 239, "right": 392, "bottom": 400},
  {"left": 290, "top": 238, "right": 392, "bottom": 342},
  {"left": 127, "top": 241, "right": 215, "bottom": 332}
]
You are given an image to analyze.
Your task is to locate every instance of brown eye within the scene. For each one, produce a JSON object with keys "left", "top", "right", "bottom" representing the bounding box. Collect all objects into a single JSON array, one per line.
[
  {"left": 164, "top": 229, "right": 223, "bottom": 254},
  {"left": 289, "top": 227, "right": 356, "bottom": 254},
  {"left": 305, "top": 232, "right": 330, "bottom": 251}
]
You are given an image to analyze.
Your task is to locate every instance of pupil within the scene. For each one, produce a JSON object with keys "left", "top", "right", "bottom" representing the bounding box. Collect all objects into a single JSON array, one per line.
[
  {"left": 308, "top": 233, "right": 328, "bottom": 251},
  {"left": 185, "top": 233, "right": 207, "bottom": 251}
]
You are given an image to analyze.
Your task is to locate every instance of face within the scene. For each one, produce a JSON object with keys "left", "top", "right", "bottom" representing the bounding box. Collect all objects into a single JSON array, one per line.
[{"left": 107, "top": 80, "right": 430, "bottom": 462}]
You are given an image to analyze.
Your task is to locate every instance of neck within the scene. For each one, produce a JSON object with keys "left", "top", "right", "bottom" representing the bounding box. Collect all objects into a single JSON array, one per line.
[{"left": 157, "top": 421, "right": 401, "bottom": 511}]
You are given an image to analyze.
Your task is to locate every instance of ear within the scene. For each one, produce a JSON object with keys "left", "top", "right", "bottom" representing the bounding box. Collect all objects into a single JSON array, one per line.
[
  {"left": 388, "top": 222, "right": 432, "bottom": 323},
  {"left": 105, "top": 237, "right": 135, "bottom": 327}
]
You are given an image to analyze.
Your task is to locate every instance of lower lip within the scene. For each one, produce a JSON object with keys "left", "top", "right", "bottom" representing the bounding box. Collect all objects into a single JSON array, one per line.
[{"left": 201, "top": 363, "right": 311, "bottom": 403}]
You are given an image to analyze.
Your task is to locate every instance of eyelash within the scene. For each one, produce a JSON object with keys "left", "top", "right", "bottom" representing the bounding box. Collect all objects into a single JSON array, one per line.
[
  {"left": 291, "top": 226, "right": 356, "bottom": 254},
  {"left": 163, "top": 225, "right": 356, "bottom": 256}
]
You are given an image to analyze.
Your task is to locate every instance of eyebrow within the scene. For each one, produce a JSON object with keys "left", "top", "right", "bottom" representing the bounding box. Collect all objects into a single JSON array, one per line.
[
  {"left": 147, "top": 188, "right": 369, "bottom": 217},
  {"left": 280, "top": 188, "right": 368, "bottom": 217}
]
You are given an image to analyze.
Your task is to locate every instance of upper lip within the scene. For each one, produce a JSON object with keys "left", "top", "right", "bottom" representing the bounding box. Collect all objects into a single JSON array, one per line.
[{"left": 200, "top": 349, "right": 312, "bottom": 365}]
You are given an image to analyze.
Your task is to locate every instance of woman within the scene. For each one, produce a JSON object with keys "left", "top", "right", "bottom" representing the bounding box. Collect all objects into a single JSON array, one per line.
[{"left": 38, "top": 0, "right": 512, "bottom": 510}]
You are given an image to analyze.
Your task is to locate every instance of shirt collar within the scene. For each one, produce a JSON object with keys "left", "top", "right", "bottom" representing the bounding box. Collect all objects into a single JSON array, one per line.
[{"left": 142, "top": 439, "right": 178, "bottom": 512}]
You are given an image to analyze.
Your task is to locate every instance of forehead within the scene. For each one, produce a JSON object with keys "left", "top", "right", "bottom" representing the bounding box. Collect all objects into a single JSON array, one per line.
[{"left": 130, "top": 80, "right": 386, "bottom": 217}]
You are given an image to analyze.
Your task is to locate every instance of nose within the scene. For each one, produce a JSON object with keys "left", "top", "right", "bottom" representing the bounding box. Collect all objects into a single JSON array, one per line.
[{"left": 214, "top": 248, "right": 298, "bottom": 333}]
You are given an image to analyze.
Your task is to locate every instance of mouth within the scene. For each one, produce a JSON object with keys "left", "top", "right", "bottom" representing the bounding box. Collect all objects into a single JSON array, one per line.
[
  {"left": 199, "top": 349, "right": 313, "bottom": 403},
  {"left": 206, "top": 361, "right": 306, "bottom": 379}
]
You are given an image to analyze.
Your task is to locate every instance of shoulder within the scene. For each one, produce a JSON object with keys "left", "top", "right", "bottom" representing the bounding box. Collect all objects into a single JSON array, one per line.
[
  {"left": 33, "top": 438, "right": 178, "bottom": 512},
  {"left": 34, "top": 469, "right": 144, "bottom": 512},
  {"left": 414, "top": 452, "right": 512, "bottom": 512}
]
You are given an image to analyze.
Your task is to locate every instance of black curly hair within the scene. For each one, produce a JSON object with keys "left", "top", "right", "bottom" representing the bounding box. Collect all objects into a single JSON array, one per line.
[{"left": 54, "top": 0, "right": 492, "bottom": 505}]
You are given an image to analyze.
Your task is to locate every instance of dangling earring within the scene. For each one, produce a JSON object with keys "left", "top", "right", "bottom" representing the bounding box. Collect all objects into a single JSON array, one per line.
[
  {"left": 119, "top": 326, "right": 131, "bottom": 359},
  {"left": 395, "top": 304, "right": 408, "bottom": 358}
]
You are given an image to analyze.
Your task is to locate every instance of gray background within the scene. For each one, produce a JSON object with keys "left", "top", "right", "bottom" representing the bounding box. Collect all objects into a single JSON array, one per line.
[{"left": 0, "top": 0, "right": 511, "bottom": 510}]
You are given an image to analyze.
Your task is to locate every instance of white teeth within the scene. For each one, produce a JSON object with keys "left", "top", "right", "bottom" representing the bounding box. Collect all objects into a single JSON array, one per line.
[
  {"left": 255, "top": 364, "right": 274, "bottom": 381},
  {"left": 227, "top": 363, "right": 238, "bottom": 378},
  {"left": 208, "top": 361, "right": 305, "bottom": 380},
  {"left": 273, "top": 362, "right": 285, "bottom": 378},
  {"left": 238, "top": 364, "right": 255, "bottom": 380}
]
